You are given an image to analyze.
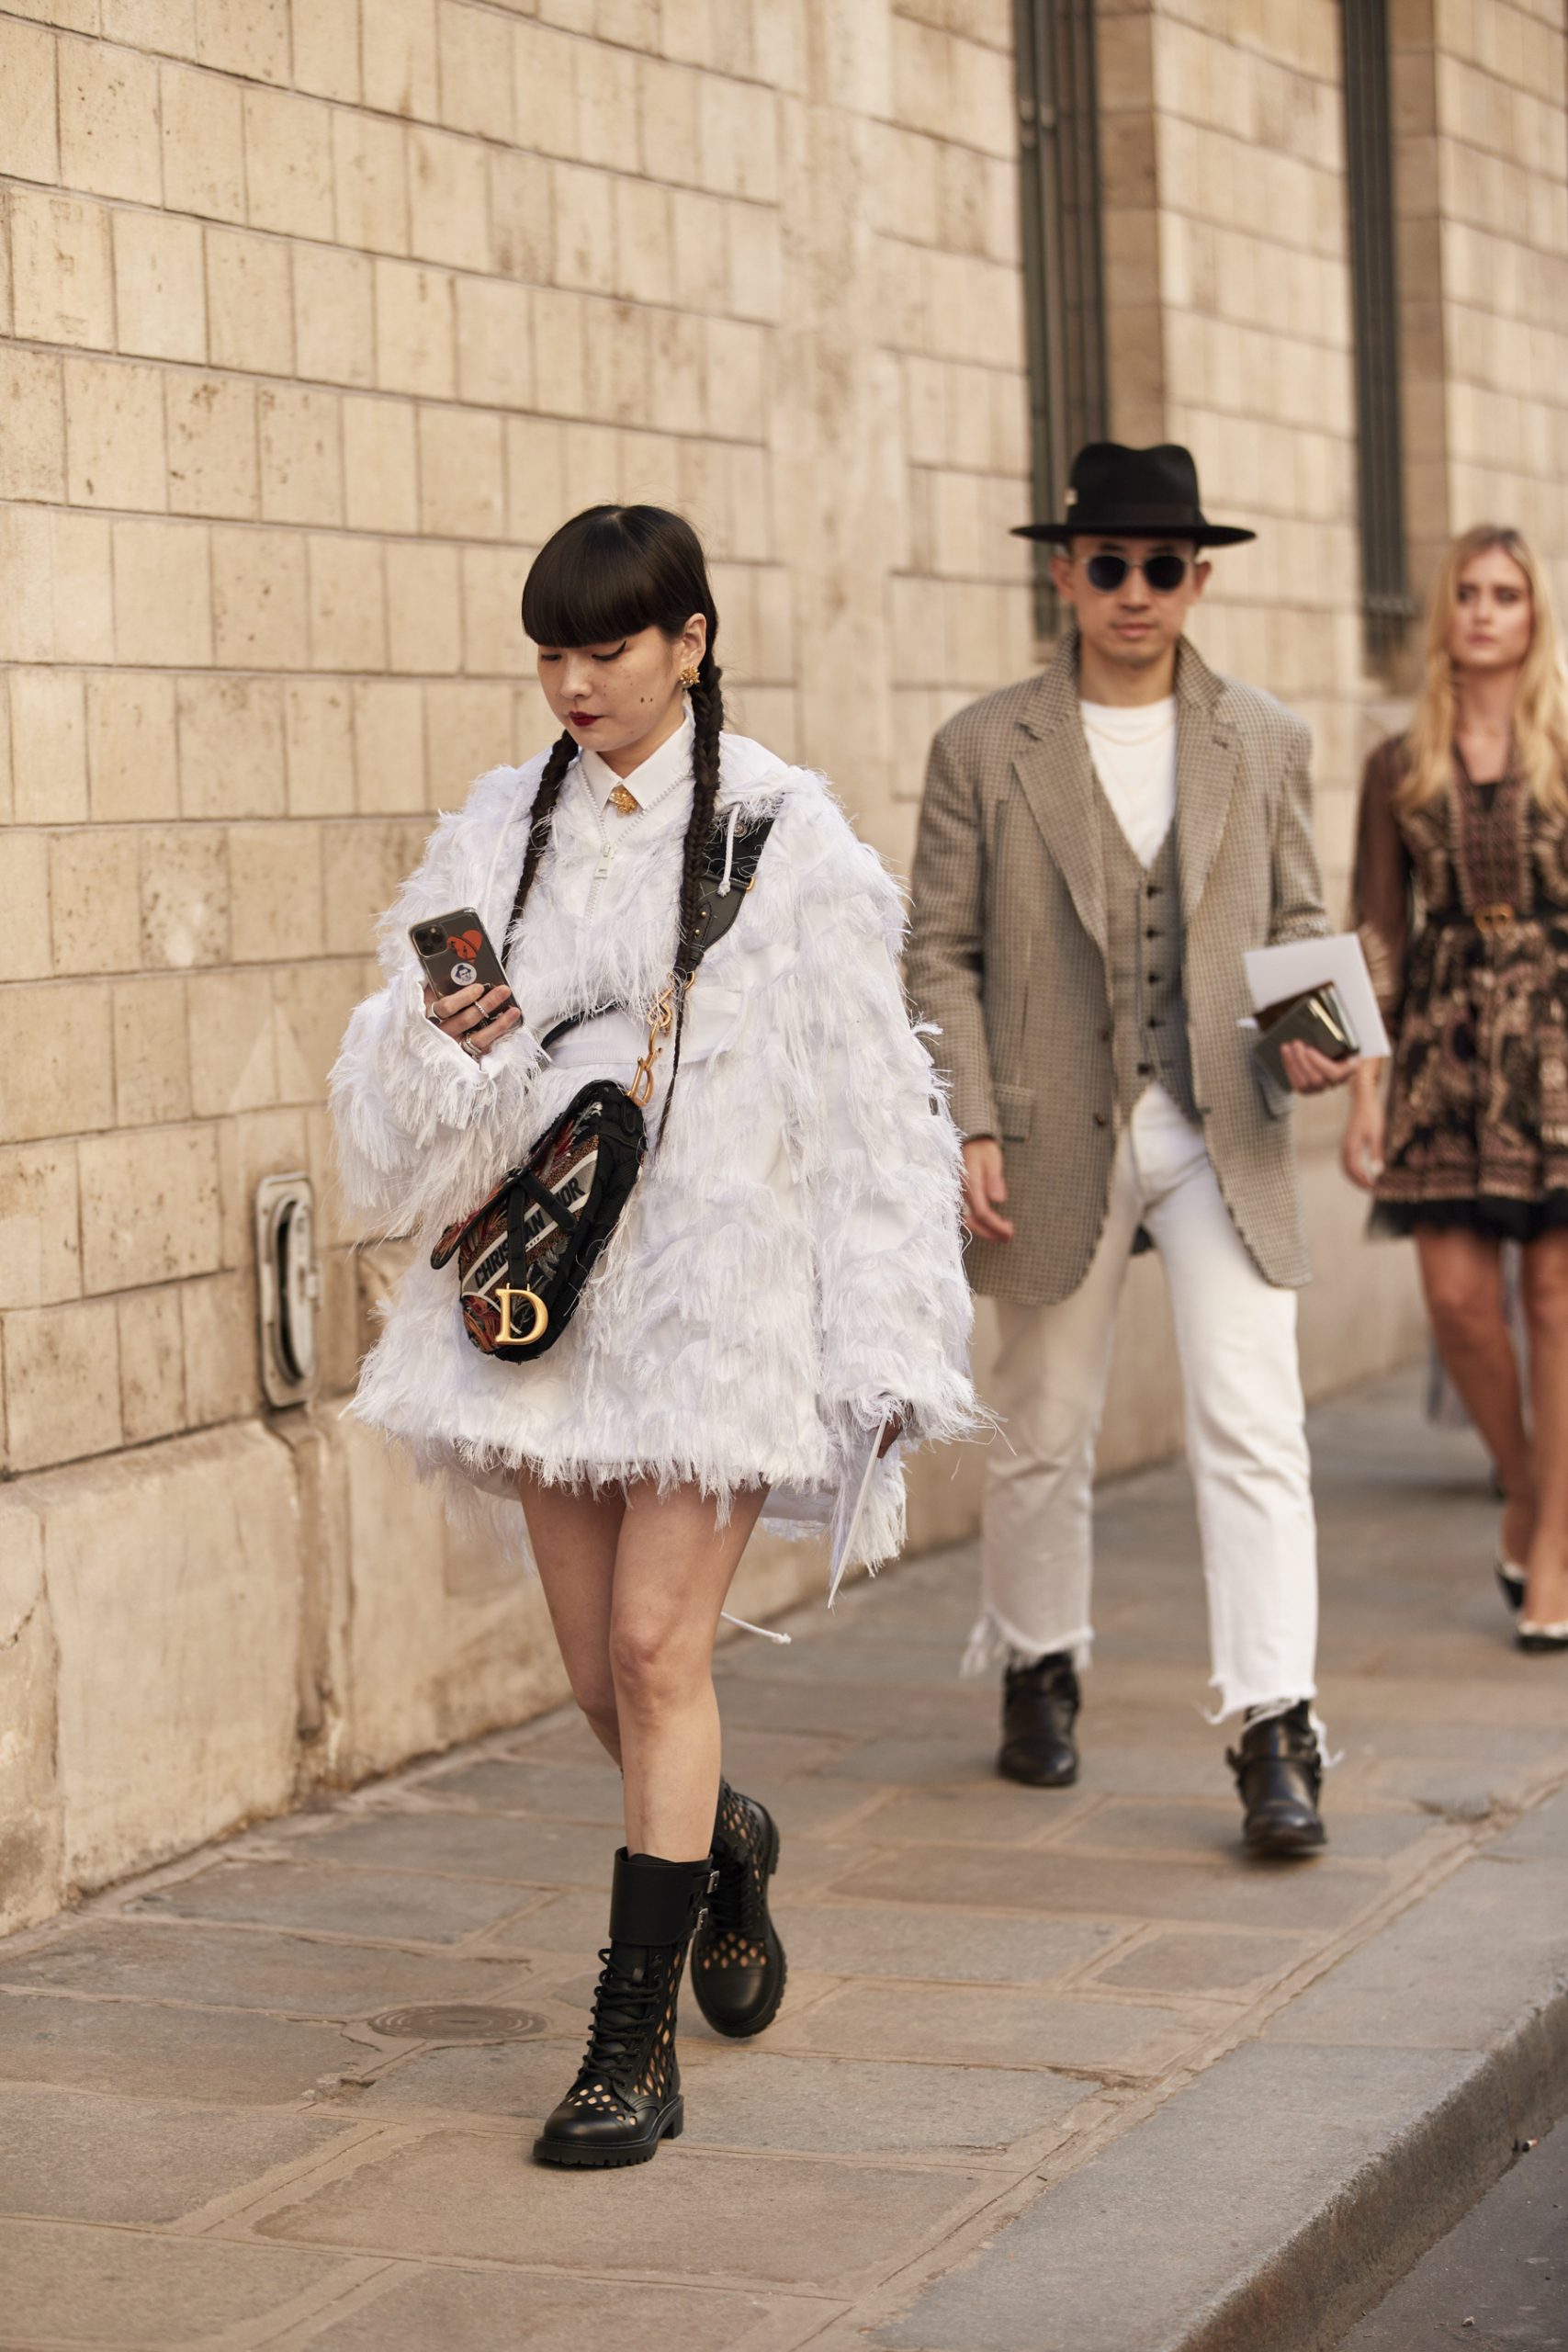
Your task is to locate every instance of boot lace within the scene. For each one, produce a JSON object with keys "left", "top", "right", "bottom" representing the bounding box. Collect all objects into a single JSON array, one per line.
[
  {"left": 564, "top": 1944, "right": 682, "bottom": 2114},
  {"left": 697, "top": 1787, "right": 769, "bottom": 1974}
]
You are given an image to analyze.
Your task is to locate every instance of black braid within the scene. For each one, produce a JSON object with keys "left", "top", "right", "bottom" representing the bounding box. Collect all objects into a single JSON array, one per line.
[
  {"left": 506, "top": 729, "right": 577, "bottom": 951},
  {"left": 656, "top": 654, "right": 724, "bottom": 1144}
]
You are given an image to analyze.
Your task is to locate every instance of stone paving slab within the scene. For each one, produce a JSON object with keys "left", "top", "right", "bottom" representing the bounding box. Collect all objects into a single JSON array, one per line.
[{"left": 3, "top": 1368, "right": 1566, "bottom": 2352}]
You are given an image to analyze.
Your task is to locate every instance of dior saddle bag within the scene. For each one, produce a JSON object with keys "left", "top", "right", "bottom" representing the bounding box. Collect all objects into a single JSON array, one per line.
[{"left": 431, "top": 810, "right": 773, "bottom": 1363}]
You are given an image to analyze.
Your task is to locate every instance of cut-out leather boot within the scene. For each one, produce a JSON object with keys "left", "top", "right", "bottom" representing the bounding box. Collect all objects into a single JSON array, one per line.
[
  {"left": 1227, "top": 1702, "right": 1325, "bottom": 1858},
  {"left": 692, "top": 1780, "right": 786, "bottom": 2038},
  {"left": 533, "top": 1848, "right": 711, "bottom": 2168},
  {"left": 998, "top": 1653, "right": 1079, "bottom": 1786}
]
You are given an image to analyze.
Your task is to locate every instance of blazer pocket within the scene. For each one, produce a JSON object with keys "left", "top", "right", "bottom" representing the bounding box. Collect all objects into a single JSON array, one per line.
[{"left": 994, "top": 1082, "right": 1034, "bottom": 1139}]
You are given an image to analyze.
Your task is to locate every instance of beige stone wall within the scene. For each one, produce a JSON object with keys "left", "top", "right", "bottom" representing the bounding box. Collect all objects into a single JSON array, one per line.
[{"left": 6, "top": 0, "right": 1561, "bottom": 1929}]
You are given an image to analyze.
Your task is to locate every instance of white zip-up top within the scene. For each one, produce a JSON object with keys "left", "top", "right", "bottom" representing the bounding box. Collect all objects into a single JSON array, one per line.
[{"left": 329, "top": 723, "right": 976, "bottom": 1572}]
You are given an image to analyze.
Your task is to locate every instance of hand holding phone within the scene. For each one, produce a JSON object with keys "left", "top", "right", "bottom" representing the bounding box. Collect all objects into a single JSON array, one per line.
[{"left": 411, "top": 909, "right": 522, "bottom": 1060}]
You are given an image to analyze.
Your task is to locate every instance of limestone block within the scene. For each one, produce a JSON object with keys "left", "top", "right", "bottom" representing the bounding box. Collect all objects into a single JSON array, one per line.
[
  {"left": 139, "top": 825, "right": 231, "bottom": 968},
  {"left": 204, "top": 227, "right": 295, "bottom": 377},
  {"left": 461, "top": 545, "right": 530, "bottom": 676},
  {"left": 228, "top": 821, "right": 324, "bottom": 965},
  {"left": 3, "top": 1300, "right": 123, "bottom": 1476},
  {"left": 705, "top": 315, "right": 765, "bottom": 443},
  {"left": 210, "top": 527, "right": 310, "bottom": 671},
  {"left": 186, "top": 968, "right": 278, "bottom": 1117},
  {"left": 409, "top": 125, "right": 491, "bottom": 272},
  {"left": 0, "top": 1144, "right": 81, "bottom": 1309},
  {"left": 176, "top": 677, "right": 287, "bottom": 820},
  {"left": 214, "top": 1104, "right": 308, "bottom": 1264},
  {"left": 727, "top": 200, "right": 782, "bottom": 323},
  {"left": 363, "top": 0, "right": 439, "bottom": 119},
  {"left": 198, "top": 0, "right": 288, "bottom": 81},
  {"left": 583, "top": 296, "right": 653, "bottom": 427},
  {"left": 490, "top": 148, "right": 555, "bottom": 283},
  {"left": 59, "top": 31, "right": 161, "bottom": 202},
  {"left": 375, "top": 260, "right": 457, "bottom": 397},
  {"left": 292, "top": 245, "right": 374, "bottom": 389},
  {"left": 574, "top": 23, "right": 636, "bottom": 153},
  {"left": 243, "top": 86, "right": 333, "bottom": 239},
  {"left": 635, "top": 54, "right": 699, "bottom": 182},
  {"left": 257, "top": 386, "right": 344, "bottom": 526},
  {"left": 331, "top": 107, "right": 410, "bottom": 255},
  {"left": 423, "top": 682, "right": 513, "bottom": 793},
  {"left": 352, "top": 679, "right": 428, "bottom": 811},
  {"left": 9, "top": 668, "right": 89, "bottom": 826},
  {"left": 28, "top": 1427, "right": 300, "bottom": 1888},
  {"left": 320, "top": 818, "right": 430, "bottom": 955},
  {"left": 165, "top": 373, "right": 259, "bottom": 520},
  {"left": 10, "top": 190, "right": 115, "bottom": 348},
  {"left": 0, "top": 832, "right": 52, "bottom": 986},
  {"left": 437, "top": 0, "right": 513, "bottom": 140},
  {"left": 386, "top": 541, "right": 462, "bottom": 673},
  {"left": 0, "top": 17, "right": 61, "bottom": 183},
  {"left": 561, "top": 419, "right": 621, "bottom": 507},
  {"left": 0, "top": 1491, "right": 63, "bottom": 1936},
  {"left": 158, "top": 62, "right": 245, "bottom": 223},
  {"left": 51, "top": 828, "right": 142, "bottom": 977},
  {"left": 514, "top": 21, "right": 585, "bottom": 162},
  {"left": 418, "top": 405, "right": 505, "bottom": 539},
  {"left": 343, "top": 395, "right": 420, "bottom": 534},
  {"left": 116, "top": 1283, "right": 186, "bottom": 1443},
  {"left": 180, "top": 1268, "right": 260, "bottom": 1424},
  {"left": 599, "top": 0, "right": 659, "bottom": 48},
  {"left": 271, "top": 959, "right": 363, "bottom": 1103},
  {"left": 307, "top": 537, "right": 388, "bottom": 673},
  {"left": 0, "top": 347, "right": 65, "bottom": 502},
  {"left": 697, "top": 73, "right": 777, "bottom": 203},
  {"left": 293, "top": 0, "right": 359, "bottom": 98},
  {"left": 455, "top": 277, "right": 534, "bottom": 412},
  {"left": 553, "top": 161, "right": 618, "bottom": 295},
  {"left": 78, "top": 1124, "right": 221, "bottom": 1294},
  {"left": 527, "top": 288, "right": 589, "bottom": 418},
  {"left": 62, "top": 356, "right": 164, "bottom": 516},
  {"left": 112, "top": 976, "right": 192, "bottom": 1128}
]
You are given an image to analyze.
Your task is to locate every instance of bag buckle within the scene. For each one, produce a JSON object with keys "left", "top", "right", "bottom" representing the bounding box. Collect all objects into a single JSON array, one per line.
[{"left": 629, "top": 980, "right": 677, "bottom": 1109}]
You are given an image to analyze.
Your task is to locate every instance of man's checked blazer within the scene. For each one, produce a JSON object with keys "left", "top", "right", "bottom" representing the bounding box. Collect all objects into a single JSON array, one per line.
[{"left": 906, "top": 629, "right": 1330, "bottom": 1306}]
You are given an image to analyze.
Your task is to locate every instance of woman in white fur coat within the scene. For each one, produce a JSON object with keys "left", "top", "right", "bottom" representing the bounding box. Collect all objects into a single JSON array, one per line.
[{"left": 331, "top": 506, "right": 974, "bottom": 2168}]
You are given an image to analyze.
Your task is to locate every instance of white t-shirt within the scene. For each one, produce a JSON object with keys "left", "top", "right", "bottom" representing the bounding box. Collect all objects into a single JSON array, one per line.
[{"left": 1079, "top": 695, "right": 1177, "bottom": 870}]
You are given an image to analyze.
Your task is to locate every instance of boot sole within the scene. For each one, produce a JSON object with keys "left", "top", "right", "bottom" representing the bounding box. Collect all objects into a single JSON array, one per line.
[
  {"left": 533, "top": 2100, "right": 683, "bottom": 2168},
  {"left": 998, "top": 1754, "right": 1077, "bottom": 1788},
  {"left": 695, "top": 1812, "right": 788, "bottom": 2040},
  {"left": 1244, "top": 1821, "right": 1326, "bottom": 1859}
]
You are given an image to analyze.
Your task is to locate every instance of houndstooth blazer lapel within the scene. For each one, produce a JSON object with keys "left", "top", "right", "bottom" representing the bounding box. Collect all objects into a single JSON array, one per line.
[
  {"left": 1013, "top": 632, "right": 1108, "bottom": 956},
  {"left": 1175, "top": 636, "right": 1241, "bottom": 922}
]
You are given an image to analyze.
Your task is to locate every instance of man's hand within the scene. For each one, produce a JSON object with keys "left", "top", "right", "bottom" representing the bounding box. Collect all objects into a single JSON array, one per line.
[
  {"left": 962, "top": 1136, "right": 1015, "bottom": 1242},
  {"left": 1279, "top": 1041, "right": 1357, "bottom": 1095}
]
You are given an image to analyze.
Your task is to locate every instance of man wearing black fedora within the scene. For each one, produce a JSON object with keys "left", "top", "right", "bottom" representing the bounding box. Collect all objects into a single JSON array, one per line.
[{"left": 908, "top": 443, "right": 1352, "bottom": 1855}]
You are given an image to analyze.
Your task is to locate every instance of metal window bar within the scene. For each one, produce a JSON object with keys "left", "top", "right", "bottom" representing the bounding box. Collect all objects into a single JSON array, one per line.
[
  {"left": 1015, "top": 0, "right": 1109, "bottom": 636},
  {"left": 1342, "top": 0, "right": 1417, "bottom": 662}
]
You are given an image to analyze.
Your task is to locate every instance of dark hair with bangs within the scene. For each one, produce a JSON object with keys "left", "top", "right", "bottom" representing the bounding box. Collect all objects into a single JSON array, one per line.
[{"left": 510, "top": 504, "right": 725, "bottom": 1140}]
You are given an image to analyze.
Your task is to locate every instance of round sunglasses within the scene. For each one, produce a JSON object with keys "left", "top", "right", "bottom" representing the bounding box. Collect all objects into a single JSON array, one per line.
[{"left": 1081, "top": 550, "right": 1191, "bottom": 594}]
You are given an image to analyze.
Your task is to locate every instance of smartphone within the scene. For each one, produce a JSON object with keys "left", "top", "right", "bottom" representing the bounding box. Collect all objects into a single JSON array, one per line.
[{"left": 409, "top": 908, "right": 513, "bottom": 1007}]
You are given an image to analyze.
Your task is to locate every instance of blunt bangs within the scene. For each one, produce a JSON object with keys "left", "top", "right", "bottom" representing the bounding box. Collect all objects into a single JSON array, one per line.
[{"left": 521, "top": 504, "right": 717, "bottom": 652}]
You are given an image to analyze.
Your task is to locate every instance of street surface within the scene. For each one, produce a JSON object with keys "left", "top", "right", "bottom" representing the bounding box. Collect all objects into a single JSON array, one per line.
[{"left": 1, "top": 1367, "right": 1564, "bottom": 2350}]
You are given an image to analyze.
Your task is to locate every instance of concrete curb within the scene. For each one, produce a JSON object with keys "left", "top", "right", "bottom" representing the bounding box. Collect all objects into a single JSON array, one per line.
[{"left": 877, "top": 1785, "right": 1568, "bottom": 2352}]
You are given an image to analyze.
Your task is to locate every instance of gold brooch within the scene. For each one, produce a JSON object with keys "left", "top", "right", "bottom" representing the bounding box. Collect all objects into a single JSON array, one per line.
[{"left": 609, "top": 784, "right": 641, "bottom": 816}]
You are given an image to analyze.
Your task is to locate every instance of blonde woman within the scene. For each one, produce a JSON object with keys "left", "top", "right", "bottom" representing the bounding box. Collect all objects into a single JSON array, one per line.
[{"left": 1343, "top": 526, "right": 1568, "bottom": 1651}]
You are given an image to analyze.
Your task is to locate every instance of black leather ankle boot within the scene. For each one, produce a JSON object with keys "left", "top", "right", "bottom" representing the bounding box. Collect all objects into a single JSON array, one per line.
[
  {"left": 998, "top": 1652, "right": 1079, "bottom": 1786},
  {"left": 533, "top": 1847, "right": 712, "bottom": 2168},
  {"left": 691, "top": 1780, "right": 787, "bottom": 2038},
  {"left": 1227, "top": 1702, "right": 1326, "bottom": 1858}
]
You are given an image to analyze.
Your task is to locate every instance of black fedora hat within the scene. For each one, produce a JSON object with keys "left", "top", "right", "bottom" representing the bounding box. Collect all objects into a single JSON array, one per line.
[{"left": 1013, "top": 441, "right": 1255, "bottom": 548}]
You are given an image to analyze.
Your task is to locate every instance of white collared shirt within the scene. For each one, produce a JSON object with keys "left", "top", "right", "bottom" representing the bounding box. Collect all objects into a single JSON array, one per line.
[{"left": 578, "top": 709, "right": 695, "bottom": 820}]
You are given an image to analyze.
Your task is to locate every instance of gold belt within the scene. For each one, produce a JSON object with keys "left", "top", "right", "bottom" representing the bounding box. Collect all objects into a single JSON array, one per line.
[{"left": 1472, "top": 902, "right": 1517, "bottom": 936}]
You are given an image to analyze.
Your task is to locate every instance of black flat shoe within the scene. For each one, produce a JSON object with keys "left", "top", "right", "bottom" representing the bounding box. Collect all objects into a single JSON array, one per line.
[
  {"left": 692, "top": 1781, "right": 786, "bottom": 2038},
  {"left": 998, "top": 1653, "right": 1079, "bottom": 1787},
  {"left": 1227, "top": 1702, "right": 1325, "bottom": 1859},
  {"left": 1517, "top": 1620, "right": 1568, "bottom": 1653},
  {"left": 533, "top": 1848, "right": 711, "bottom": 2168},
  {"left": 1495, "top": 1553, "right": 1527, "bottom": 1613}
]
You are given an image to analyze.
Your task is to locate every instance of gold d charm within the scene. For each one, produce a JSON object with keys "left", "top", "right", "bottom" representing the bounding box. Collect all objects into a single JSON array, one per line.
[
  {"left": 495, "top": 1286, "right": 547, "bottom": 1346},
  {"left": 609, "top": 784, "right": 640, "bottom": 816}
]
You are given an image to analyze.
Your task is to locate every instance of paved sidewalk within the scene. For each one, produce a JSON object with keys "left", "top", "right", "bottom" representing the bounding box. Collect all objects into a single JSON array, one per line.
[{"left": 3, "top": 1369, "right": 1566, "bottom": 2352}]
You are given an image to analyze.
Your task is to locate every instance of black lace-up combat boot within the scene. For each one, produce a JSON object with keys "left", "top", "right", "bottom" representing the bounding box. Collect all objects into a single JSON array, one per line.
[
  {"left": 533, "top": 1848, "right": 712, "bottom": 2167},
  {"left": 691, "top": 1780, "right": 787, "bottom": 2038},
  {"left": 1227, "top": 1702, "right": 1326, "bottom": 1857},
  {"left": 998, "top": 1652, "right": 1080, "bottom": 1786}
]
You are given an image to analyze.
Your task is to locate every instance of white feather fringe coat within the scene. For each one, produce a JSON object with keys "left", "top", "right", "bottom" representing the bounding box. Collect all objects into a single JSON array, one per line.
[{"left": 330, "top": 718, "right": 976, "bottom": 1572}]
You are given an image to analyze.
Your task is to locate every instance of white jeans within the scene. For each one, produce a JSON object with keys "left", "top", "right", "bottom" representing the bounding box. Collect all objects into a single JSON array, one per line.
[{"left": 976, "top": 1086, "right": 1318, "bottom": 1721}]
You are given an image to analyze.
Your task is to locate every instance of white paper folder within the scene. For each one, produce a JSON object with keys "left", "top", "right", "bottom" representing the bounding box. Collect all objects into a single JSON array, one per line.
[{"left": 1241, "top": 933, "right": 1391, "bottom": 1062}]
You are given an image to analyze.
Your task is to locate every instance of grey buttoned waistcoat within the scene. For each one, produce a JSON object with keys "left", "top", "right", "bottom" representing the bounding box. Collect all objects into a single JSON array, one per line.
[{"left": 906, "top": 631, "right": 1329, "bottom": 1306}]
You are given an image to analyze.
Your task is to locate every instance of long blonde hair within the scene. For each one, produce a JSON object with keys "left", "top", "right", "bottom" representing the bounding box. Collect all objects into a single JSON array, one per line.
[{"left": 1400, "top": 524, "right": 1568, "bottom": 815}]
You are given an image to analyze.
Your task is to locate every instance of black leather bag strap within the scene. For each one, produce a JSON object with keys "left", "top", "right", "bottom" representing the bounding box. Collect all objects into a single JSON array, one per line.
[{"left": 538, "top": 812, "right": 774, "bottom": 1054}]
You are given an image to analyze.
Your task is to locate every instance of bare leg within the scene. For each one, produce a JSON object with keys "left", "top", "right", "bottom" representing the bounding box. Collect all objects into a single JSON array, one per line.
[
  {"left": 610, "top": 1482, "right": 769, "bottom": 1860},
  {"left": 1519, "top": 1232, "right": 1568, "bottom": 1625},
  {"left": 1416, "top": 1227, "right": 1535, "bottom": 1563},
  {"left": 517, "top": 1470, "right": 626, "bottom": 1766}
]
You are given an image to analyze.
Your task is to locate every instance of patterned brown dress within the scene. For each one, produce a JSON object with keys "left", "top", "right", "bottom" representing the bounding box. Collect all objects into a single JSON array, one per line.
[{"left": 1353, "top": 734, "right": 1568, "bottom": 1239}]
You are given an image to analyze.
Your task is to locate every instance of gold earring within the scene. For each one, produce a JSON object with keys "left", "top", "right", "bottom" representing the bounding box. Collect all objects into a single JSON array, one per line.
[{"left": 679, "top": 661, "right": 701, "bottom": 688}]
